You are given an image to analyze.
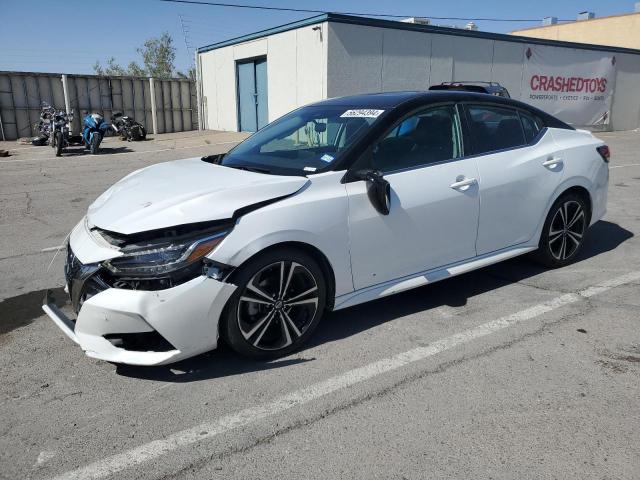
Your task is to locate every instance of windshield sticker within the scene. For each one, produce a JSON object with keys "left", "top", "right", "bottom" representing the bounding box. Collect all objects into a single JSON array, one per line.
[
  {"left": 304, "top": 166, "right": 317, "bottom": 172},
  {"left": 320, "top": 154, "right": 334, "bottom": 163},
  {"left": 340, "top": 109, "right": 385, "bottom": 118}
]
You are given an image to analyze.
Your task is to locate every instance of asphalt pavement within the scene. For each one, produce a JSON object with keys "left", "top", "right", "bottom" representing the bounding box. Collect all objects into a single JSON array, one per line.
[{"left": 0, "top": 129, "right": 639, "bottom": 479}]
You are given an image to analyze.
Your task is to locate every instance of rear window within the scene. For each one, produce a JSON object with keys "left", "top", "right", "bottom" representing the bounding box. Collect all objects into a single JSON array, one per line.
[
  {"left": 467, "top": 105, "right": 526, "bottom": 154},
  {"left": 519, "top": 111, "right": 544, "bottom": 143}
]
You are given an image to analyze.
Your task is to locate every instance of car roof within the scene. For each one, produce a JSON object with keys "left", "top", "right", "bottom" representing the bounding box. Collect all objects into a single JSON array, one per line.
[
  {"left": 308, "top": 90, "right": 573, "bottom": 130},
  {"left": 310, "top": 90, "right": 519, "bottom": 109}
]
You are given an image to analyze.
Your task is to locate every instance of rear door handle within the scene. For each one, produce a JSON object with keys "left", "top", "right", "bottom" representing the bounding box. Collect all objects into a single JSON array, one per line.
[
  {"left": 542, "top": 157, "right": 563, "bottom": 168},
  {"left": 450, "top": 177, "right": 477, "bottom": 190}
]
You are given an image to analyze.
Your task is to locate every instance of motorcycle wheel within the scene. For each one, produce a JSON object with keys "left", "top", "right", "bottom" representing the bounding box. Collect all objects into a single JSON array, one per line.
[
  {"left": 90, "top": 134, "right": 100, "bottom": 155},
  {"left": 54, "top": 131, "right": 63, "bottom": 157}
]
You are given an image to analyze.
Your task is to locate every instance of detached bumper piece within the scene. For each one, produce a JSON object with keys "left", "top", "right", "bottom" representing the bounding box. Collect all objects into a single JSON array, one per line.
[{"left": 42, "top": 290, "right": 79, "bottom": 344}]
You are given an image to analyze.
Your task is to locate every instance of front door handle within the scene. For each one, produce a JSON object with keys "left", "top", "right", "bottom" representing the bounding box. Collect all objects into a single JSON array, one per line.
[
  {"left": 450, "top": 177, "right": 478, "bottom": 190},
  {"left": 542, "top": 157, "right": 563, "bottom": 168}
]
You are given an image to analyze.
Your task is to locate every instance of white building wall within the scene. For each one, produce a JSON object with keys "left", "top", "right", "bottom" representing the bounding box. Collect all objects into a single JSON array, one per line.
[
  {"left": 490, "top": 41, "right": 526, "bottom": 99},
  {"left": 199, "top": 19, "right": 640, "bottom": 132},
  {"left": 381, "top": 29, "right": 432, "bottom": 91},
  {"left": 611, "top": 52, "right": 640, "bottom": 131},
  {"left": 326, "top": 22, "right": 640, "bottom": 130},
  {"left": 198, "top": 22, "right": 327, "bottom": 132}
]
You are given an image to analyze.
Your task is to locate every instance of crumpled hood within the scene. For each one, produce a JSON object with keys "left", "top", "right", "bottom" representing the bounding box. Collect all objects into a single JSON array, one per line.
[{"left": 87, "top": 158, "right": 308, "bottom": 234}]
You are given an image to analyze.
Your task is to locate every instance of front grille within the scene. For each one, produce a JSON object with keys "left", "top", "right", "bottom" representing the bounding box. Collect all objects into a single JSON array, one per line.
[{"left": 64, "top": 245, "right": 104, "bottom": 313}]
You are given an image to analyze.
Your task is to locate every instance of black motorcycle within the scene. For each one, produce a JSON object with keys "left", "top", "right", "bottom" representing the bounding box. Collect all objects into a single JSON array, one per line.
[
  {"left": 32, "top": 102, "right": 56, "bottom": 146},
  {"left": 50, "top": 109, "right": 74, "bottom": 156},
  {"left": 111, "top": 112, "right": 147, "bottom": 141}
]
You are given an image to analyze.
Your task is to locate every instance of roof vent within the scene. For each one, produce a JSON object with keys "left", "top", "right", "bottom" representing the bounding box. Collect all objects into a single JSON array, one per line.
[
  {"left": 401, "top": 17, "right": 431, "bottom": 25},
  {"left": 465, "top": 21, "right": 478, "bottom": 31},
  {"left": 577, "top": 11, "right": 595, "bottom": 21},
  {"left": 542, "top": 16, "right": 558, "bottom": 26}
]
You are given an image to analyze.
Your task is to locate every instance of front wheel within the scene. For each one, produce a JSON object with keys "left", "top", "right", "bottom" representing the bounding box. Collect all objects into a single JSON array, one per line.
[
  {"left": 221, "top": 248, "right": 327, "bottom": 359},
  {"left": 90, "top": 134, "right": 100, "bottom": 154},
  {"left": 54, "top": 131, "right": 63, "bottom": 157},
  {"left": 534, "top": 193, "right": 589, "bottom": 267}
]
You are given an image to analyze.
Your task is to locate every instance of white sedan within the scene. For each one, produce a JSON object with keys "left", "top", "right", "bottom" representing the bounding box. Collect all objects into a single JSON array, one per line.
[{"left": 43, "top": 91, "right": 609, "bottom": 365}]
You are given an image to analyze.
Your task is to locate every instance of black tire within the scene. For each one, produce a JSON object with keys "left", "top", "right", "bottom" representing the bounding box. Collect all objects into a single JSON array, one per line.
[
  {"left": 221, "top": 247, "right": 327, "bottom": 359},
  {"left": 90, "top": 134, "right": 100, "bottom": 154},
  {"left": 533, "top": 193, "right": 589, "bottom": 268},
  {"left": 54, "top": 131, "right": 63, "bottom": 157}
]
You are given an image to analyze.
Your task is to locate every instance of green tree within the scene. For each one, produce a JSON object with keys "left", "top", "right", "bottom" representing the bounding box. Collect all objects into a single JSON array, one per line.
[
  {"left": 176, "top": 67, "right": 196, "bottom": 81},
  {"left": 138, "top": 32, "right": 176, "bottom": 79},
  {"left": 93, "top": 57, "right": 128, "bottom": 76},
  {"left": 127, "top": 61, "right": 146, "bottom": 77},
  {"left": 93, "top": 32, "right": 177, "bottom": 78}
]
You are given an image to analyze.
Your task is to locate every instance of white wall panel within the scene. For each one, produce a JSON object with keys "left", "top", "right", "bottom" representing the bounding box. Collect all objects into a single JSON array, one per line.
[
  {"left": 233, "top": 39, "right": 268, "bottom": 60},
  {"left": 296, "top": 24, "right": 326, "bottom": 109},
  {"left": 381, "top": 30, "right": 431, "bottom": 91},
  {"left": 266, "top": 30, "right": 298, "bottom": 121},
  {"left": 452, "top": 36, "right": 494, "bottom": 81},
  {"left": 611, "top": 53, "right": 640, "bottom": 131},
  {"left": 429, "top": 34, "right": 454, "bottom": 85},
  {"left": 327, "top": 23, "right": 383, "bottom": 97},
  {"left": 490, "top": 41, "right": 525, "bottom": 99}
]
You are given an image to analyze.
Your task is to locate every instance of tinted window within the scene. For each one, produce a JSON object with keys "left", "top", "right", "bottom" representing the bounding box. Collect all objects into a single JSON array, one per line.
[
  {"left": 519, "top": 111, "right": 543, "bottom": 143},
  {"left": 372, "top": 105, "right": 462, "bottom": 173},
  {"left": 467, "top": 105, "right": 526, "bottom": 154}
]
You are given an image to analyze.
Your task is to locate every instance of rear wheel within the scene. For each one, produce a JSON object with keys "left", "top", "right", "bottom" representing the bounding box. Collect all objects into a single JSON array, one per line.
[
  {"left": 221, "top": 248, "right": 327, "bottom": 359},
  {"left": 54, "top": 131, "right": 63, "bottom": 157},
  {"left": 90, "top": 134, "right": 100, "bottom": 154},
  {"left": 534, "top": 193, "right": 589, "bottom": 267}
]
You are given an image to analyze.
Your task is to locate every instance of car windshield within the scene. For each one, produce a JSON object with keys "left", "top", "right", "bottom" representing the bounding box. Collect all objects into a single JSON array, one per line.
[{"left": 220, "top": 105, "right": 385, "bottom": 175}]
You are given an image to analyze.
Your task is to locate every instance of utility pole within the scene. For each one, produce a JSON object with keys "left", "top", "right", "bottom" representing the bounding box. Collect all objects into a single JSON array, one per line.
[{"left": 178, "top": 14, "right": 195, "bottom": 72}]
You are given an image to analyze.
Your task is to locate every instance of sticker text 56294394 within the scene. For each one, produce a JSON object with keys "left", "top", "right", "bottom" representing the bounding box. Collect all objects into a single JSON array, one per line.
[{"left": 340, "top": 109, "right": 385, "bottom": 118}]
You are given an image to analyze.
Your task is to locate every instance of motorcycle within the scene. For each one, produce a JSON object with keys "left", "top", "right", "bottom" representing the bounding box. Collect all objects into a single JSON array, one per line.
[
  {"left": 111, "top": 112, "right": 147, "bottom": 141},
  {"left": 82, "top": 113, "right": 111, "bottom": 154},
  {"left": 32, "top": 102, "right": 56, "bottom": 146},
  {"left": 50, "top": 108, "right": 74, "bottom": 157}
]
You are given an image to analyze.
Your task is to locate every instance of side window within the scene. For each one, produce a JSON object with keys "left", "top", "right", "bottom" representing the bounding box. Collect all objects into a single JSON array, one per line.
[
  {"left": 519, "top": 111, "right": 543, "bottom": 144},
  {"left": 372, "top": 105, "right": 462, "bottom": 173},
  {"left": 467, "top": 105, "right": 526, "bottom": 154}
]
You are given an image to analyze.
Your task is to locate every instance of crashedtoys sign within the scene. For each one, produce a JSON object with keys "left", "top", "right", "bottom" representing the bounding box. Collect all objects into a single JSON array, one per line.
[{"left": 522, "top": 45, "right": 616, "bottom": 126}]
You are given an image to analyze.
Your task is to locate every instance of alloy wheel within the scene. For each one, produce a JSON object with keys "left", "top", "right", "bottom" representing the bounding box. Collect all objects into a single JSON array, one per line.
[
  {"left": 548, "top": 200, "right": 586, "bottom": 261},
  {"left": 237, "top": 261, "right": 319, "bottom": 351}
]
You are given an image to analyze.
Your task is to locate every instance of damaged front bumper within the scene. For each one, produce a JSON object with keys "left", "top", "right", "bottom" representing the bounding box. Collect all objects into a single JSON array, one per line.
[{"left": 42, "top": 275, "right": 236, "bottom": 366}]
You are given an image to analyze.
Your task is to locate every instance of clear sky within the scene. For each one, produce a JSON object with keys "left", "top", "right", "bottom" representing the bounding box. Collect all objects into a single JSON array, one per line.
[{"left": 0, "top": 0, "right": 635, "bottom": 75}]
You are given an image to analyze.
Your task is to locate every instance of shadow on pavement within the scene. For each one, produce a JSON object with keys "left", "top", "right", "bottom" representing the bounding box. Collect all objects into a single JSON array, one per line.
[
  {"left": 111, "top": 220, "right": 631, "bottom": 382},
  {"left": 59, "top": 146, "right": 132, "bottom": 157}
]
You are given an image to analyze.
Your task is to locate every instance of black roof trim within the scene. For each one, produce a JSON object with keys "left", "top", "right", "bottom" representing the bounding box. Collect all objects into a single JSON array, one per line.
[
  {"left": 197, "top": 12, "right": 640, "bottom": 56},
  {"left": 306, "top": 91, "right": 574, "bottom": 130}
]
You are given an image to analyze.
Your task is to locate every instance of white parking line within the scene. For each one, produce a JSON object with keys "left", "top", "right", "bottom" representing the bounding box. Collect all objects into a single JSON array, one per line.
[
  {"left": 0, "top": 141, "right": 239, "bottom": 164},
  {"left": 51, "top": 271, "right": 640, "bottom": 480},
  {"left": 41, "top": 245, "right": 64, "bottom": 252},
  {"left": 610, "top": 163, "right": 640, "bottom": 169}
]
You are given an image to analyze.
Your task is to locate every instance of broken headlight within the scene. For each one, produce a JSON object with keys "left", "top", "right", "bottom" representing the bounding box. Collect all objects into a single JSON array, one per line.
[{"left": 102, "top": 231, "right": 229, "bottom": 276}]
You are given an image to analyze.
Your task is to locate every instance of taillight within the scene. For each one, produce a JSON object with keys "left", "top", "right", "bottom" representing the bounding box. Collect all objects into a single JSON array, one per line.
[{"left": 596, "top": 145, "right": 610, "bottom": 163}]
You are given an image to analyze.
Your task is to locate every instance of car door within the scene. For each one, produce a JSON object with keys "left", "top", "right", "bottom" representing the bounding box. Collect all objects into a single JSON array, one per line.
[
  {"left": 345, "top": 104, "right": 480, "bottom": 291},
  {"left": 464, "top": 104, "right": 565, "bottom": 255}
]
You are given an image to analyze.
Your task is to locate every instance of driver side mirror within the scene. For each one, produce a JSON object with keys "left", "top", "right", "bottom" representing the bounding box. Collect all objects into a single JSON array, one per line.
[{"left": 354, "top": 169, "right": 391, "bottom": 215}]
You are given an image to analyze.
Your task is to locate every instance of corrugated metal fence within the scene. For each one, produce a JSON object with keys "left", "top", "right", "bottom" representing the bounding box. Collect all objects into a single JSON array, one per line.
[{"left": 0, "top": 71, "right": 197, "bottom": 141}]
